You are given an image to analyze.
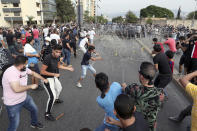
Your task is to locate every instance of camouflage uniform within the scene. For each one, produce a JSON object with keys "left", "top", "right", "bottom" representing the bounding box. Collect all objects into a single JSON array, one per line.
[{"left": 125, "top": 83, "right": 162, "bottom": 131}]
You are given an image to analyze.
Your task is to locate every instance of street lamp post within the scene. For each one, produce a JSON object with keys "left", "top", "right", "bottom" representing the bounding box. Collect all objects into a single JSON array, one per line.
[{"left": 78, "top": 0, "right": 81, "bottom": 30}]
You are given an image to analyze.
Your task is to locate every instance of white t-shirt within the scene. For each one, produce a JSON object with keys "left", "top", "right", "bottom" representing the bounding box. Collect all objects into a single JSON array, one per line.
[
  {"left": 50, "top": 33, "right": 60, "bottom": 44},
  {"left": 79, "top": 37, "right": 88, "bottom": 47},
  {"left": 24, "top": 44, "right": 36, "bottom": 55},
  {"left": 43, "top": 28, "right": 49, "bottom": 37},
  {"left": 89, "top": 30, "right": 95, "bottom": 40}
]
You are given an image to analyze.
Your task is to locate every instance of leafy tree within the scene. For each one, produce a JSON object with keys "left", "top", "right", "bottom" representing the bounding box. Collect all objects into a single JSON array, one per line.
[
  {"left": 56, "top": 0, "right": 76, "bottom": 22},
  {"left": 125, "top": 11, "right": 138, "bottom": 23},
  {"left": 27, "top": 16, "right": 35, "bottom": 25},
  {"left": 96, "top": 15, "right": 108, "bottom": 24},
  {"left": 140, "top": 5, "right": 174, "bottom": 18},
  {"left": 187, "top": 11, "right": 197, "bottom": 19},
  {"left": 112, "top": 16, "right": 124, "bottom": 23}
]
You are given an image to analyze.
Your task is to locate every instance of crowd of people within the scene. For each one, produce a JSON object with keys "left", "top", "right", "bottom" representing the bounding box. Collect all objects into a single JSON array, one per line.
[{"left": 0, "top": 22, "right": 197, "bottom": 131}]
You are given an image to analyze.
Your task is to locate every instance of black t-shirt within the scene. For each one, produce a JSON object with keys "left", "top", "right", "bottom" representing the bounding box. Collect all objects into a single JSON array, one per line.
[
  {"left": 81, "top": 52, "right": 91, "bottom": 65},
  {"left": 123, "top": 112, "right": 149, "bottom": 131},
  {"left": 181, "top": 42, "right": 189, "bottom": 55},
  {"left": 153, "top": 53, "right": 172, "bottom": 74},
  {"left": 6, "top": 33, "right": 15, "bottom": 46},
  {"left": 15, "top": 31, "right": 21, "bottom": 39},
  {"left": 62, "top": 39, "right": 71, "bottom": 51},
  {"left": 42, "top": 54, "right": 59, "bottom": 78}
]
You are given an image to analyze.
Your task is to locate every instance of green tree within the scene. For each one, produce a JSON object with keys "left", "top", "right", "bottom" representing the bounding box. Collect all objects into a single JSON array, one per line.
[
  {"left": 27, "top": 16, "right": 35, "bottom": 25},
  {"left": 140, "top": 5, "right": 174, "bottom": 18},
  {"left": 112, "top": 16, "right": 124, "bottom": 23},
  {"left": 125, "top": 11, "right": 138, "bottom": 23},
  {"left": 96, "top": 15, "right": 108, "bottom": 24},
  {"left": 56, "top": 0, "right": 76, "bottom": 22},
  {"left": 84, "top": 10, "right": 94, "bottom": 23},
  {"left": 187, "top": 11, "right": 197, "bottom": 19}
]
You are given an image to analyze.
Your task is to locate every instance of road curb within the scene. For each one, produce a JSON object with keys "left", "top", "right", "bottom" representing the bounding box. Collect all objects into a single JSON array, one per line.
[{"left": 135, "top": 39, "right": 192, "bottom": 100}]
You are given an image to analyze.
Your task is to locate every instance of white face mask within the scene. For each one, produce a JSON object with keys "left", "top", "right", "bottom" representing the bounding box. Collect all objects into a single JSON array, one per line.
[{"left": 46, "top": 42, "right": 49, "bottom": 46}]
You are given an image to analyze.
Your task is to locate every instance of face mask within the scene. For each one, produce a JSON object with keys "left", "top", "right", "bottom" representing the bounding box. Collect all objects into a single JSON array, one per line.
[
  {"left": 46, "top": 42, "right": 49, "bottom": 46},
  {"left": 20, "top": 66, "right": 26, "bottom": 72}
]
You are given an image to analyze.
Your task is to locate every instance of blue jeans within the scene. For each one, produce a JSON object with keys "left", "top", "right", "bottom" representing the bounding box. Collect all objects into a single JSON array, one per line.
[
  {"left": 8, "top": 45, "right": 16, "bottom": 54},
  {"left": 6, "top": 95, "right": 38, "bottom": 131},
  {"left": 34, "top": 38, "right": 41, "bottom": 52},
  {"left": 63, "top": 48, "right": 71, "bottom": 65},
  {"left": 95, "top": 123, "right": 120, "bottom": 131}
]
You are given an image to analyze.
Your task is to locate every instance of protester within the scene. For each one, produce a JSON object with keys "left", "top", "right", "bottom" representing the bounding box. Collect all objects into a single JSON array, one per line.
[
  {"left": 165, "top": 50, "right": 175, "bottom": 74},
  {"left": 24, "top": 36, "right": 40, "bottom": 87},
  {"left": 122, "top": 62, "right": 162, "bottom": 131},
  {"left": 179, "top": 71, "right": 197, "bottom": 131},
  {"left": 2, "top": 55, "right": 48, "bottom": 131},
  {"left": 94, "top": 72, "right": 122, "bottom": 131},
  {"left": 152, "top": 44, "right": 172, "bottom": 89},
  {"left": 33, "top": 25, "right": 40, "bottom": 52},
  {"left": 6, "top": 29, "right": 16, "bottom": 54},
  {"left": 62, "top": 33, "right": 73, "bottom": 66},
  {"left": 152, "top": 38, "right": 164, "bottom": 53},
  {"left": 50, "top": 29, "right": 61, "bottom": 44},
  {"left": 106, "top": 94, "right": 149, "bottom": 131},
  {"left": 79, "top": 34, "right": 91, "bottom": 54},
  {"left": 76, "top": 46, "right": 102, "bottom": 88},
  {"left": 164, "top": 34, "right": 177, "bottom": 53},
  {"left": 40, "top": 44, "right": 74, "bottom": 121},
  {"left": 88, "top": 28, "right": 96, "bottom": 44}
]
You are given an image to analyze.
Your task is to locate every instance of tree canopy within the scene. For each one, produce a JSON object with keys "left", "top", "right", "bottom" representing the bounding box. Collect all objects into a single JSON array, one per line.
[
  {"left": 187, "top": 11, "right": 197, "bottom": 19},
  {"left": 56, "top": 0, "right": 76, "bottom": 22},
  {"left": 112, "top": 16, "right": 124, "bottom": 23},
  {"left": 140, "top": 5, "right": 174, "bottom": 18},
  {"left": 125, "top": 11, "right": 138, "bottom": 23}
]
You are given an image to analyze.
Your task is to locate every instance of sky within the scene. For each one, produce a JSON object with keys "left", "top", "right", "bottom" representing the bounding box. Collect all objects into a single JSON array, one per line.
[{"left": 97, "top": 0, "right": 197, "bottom": 18}]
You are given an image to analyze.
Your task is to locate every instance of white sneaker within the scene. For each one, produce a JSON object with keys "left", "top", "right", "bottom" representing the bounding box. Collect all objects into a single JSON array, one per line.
[{"left": 76, "top": 83, "right": 82, "bottom": 88}]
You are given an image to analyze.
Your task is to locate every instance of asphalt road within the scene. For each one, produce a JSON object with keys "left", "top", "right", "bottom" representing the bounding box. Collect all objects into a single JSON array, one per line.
[{"left": 0, "top": 35, "right": 191, "bottom": 131}]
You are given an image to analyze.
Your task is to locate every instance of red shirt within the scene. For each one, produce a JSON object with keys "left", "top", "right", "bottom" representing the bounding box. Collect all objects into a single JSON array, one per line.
[
  {"left": 155, "top": 42, "right": 164, "bottom": 53},
  {"left": 33, "top": 29, "right": 39, "bottom": 39},
  {"left": 164, "top": 38, "right": 177, "bottom": 52},
  {"left": 21, "top": 38, "right": 26, "bottom": 46},
  {"left": 191, "top": 41, "right": 197, "bottom": 59},
  {"left": 169, "top": 59, "right": 174, "bottom": 73}
]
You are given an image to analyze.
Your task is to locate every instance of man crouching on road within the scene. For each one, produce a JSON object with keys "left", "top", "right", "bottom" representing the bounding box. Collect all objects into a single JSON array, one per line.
[{"left": 2, "top": 55, "right": 48, "bottom": 131}]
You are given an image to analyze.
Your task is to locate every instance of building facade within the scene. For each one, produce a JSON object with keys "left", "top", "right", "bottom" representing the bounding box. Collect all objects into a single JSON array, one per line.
[
  {"left": 82, "top": 0, "right": 95, "bottom": 17},
  {"left": 0, "top": 0, "right": 56, "bottom": 27}
]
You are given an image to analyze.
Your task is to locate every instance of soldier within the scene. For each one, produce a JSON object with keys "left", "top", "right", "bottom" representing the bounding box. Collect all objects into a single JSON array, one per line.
[{"left": 122, "top": 62, "right": 163, "bottom": 131}]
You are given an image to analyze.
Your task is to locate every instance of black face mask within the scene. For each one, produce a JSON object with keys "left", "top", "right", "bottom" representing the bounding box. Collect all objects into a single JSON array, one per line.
[{"left": 20, "top": 67, "right": 26, "bottom": 72}]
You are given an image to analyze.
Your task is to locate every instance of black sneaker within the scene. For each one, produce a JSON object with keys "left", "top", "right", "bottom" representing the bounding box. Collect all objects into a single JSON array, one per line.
[
  {"left": 55, "top": 99, "right": 64, "bottom": 104},
  {"left": 45, "top": 113, "right": 56, "bottom": 121},
  {"left": 31, "top": 122, "right": 44, "bottom": 129}
]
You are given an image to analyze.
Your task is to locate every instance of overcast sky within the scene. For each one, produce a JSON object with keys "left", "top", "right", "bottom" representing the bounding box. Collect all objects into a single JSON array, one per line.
[{"left": 97, "top": 0, "right": 197, "bottom": 18}]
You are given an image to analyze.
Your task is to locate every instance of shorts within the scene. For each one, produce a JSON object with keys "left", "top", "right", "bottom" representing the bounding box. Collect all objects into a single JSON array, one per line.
[
  {"left": 154, "top": 74, "right": 172, "bottom": 89},
  {"left": 189, "top": 58, "right": 197, "bottom": 72},
  {"left": 81, "top": 65, "right": 96, "bottom": 78},
  {"left": 29, "top": 63, "right": 40, "bottom": 74},
  {"left": 79, "top": 46, "right": 87, "bottom": 54}
]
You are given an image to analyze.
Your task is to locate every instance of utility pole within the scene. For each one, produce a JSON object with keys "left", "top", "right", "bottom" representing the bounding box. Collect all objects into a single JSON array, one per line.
[{"left": 78, "top": 0, "right": 81, "bottom": 30}]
